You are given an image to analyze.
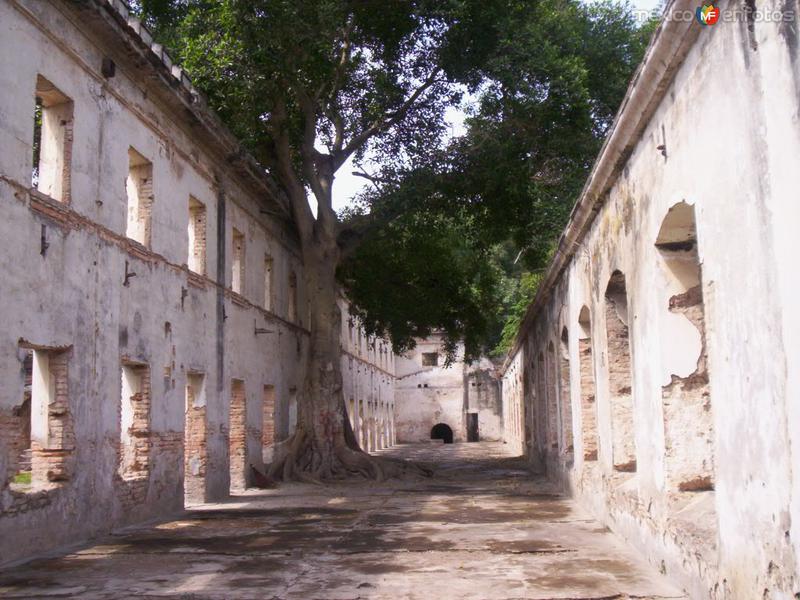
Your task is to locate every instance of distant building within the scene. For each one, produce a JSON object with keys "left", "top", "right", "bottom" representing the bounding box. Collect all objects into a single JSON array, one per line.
[{"left": 394, "top": 334, "right": 502, "bottom": 445}]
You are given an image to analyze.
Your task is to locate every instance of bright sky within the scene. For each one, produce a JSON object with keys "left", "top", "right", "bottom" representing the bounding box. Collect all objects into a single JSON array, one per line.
[
  {"left": 330, "top": 104, "right": 468, "bottom": 213},
  {"left": 330, "top": 0, "right": 664, "bottom": 213}
]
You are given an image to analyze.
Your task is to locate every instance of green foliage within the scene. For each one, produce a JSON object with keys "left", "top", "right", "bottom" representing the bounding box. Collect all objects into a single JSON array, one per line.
[
  {"left": 136, "top": 0, "right": 656, "bottom": 361},
  {"left": 342, "top": 0, "right": 654, "bottom": 359},
  {"left": 134, "top": 0, "right": 495, "bottom": 179},
  {"left": 493, "top": 271, "right": 544, "bottom": 358},
  {"left": 443, "top": 0, "right": 654, "bottom": 269},
  {"left": 338, "top": 203, "right": 500, "bottom": 363},
  {"left": 12, "top": 471, "right": 32, "bottom": 485}
]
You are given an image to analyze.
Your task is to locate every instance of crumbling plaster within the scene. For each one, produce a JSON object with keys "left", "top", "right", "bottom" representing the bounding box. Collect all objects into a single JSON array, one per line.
[
  {"left": 395, "top": 336, "right": 502, "bottom": 444},
  {"left": 501, "top": 0, "right": 800, "bottom": 596},
  {"left": 0, "top": 0, "right": 394, "bottom": 567}
]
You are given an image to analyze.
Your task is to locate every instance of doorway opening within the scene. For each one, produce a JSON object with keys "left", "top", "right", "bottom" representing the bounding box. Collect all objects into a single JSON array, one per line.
[
  {"left": 184, "top": 372, "right": 207, "bottom": 505},
  {"left": 466, "top": 413, "right": 479, "bottom": 442},
  {"left": 431, "top": 423, "right": 454, "bottom": 444}
]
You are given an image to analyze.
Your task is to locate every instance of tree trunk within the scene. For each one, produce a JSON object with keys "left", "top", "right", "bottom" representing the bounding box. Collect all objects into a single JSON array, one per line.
[
  {"left": 298, "top": 240, "right": 350, "bottom": 478},
  {"left": 267, "top": 231, "right": 427, "bottom": 482}
]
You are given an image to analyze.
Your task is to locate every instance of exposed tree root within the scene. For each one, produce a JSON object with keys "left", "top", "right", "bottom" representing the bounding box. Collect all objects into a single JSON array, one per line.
[
  {"left": 267, "top": 425, "right": 432, "bottom": 483},
  {"left": 250, "top": 464, "right": 277, "bottom": 488}
]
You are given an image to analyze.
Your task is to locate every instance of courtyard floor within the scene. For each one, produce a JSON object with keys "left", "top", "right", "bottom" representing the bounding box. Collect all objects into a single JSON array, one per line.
[{"left": 0, "top": 442, "right": 684, "bottom": 599}]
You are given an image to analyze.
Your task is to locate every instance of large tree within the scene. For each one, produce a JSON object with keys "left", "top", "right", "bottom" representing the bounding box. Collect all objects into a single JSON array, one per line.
[
  {"left": 137, "top": 0, "right": 653, "bottom": 481},
  {"left": 342, "top": 0, "right": 656, "bottom": 358}
]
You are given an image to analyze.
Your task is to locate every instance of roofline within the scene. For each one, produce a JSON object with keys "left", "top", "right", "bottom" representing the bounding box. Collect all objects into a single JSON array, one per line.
[
  {"left": 65, "top": 0, "right": 294, "bottom": 223},
  {"left": 500, "top": 0, "right": 702, "bottom": 375}
]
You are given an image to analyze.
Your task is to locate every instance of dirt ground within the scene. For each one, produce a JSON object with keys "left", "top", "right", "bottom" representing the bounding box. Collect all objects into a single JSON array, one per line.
[{"left": 0, "top": 442, "right": 685, "bottom": 599}]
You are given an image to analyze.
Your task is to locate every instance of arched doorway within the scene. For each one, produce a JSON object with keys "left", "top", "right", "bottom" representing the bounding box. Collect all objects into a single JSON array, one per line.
[
  {"left": 430, "top": 423, "right": 454, "bottom": 444},
  {"left": 605, "top": 270, "right": 636, "bottom": 473},
  {"left": 655, "top": 201, "right": 713, "bottom": 491}
]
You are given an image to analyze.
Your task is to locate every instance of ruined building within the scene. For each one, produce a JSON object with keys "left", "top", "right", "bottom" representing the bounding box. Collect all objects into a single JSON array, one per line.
[
  {"left": 0, "top": 0, "right": 394, "bottom": 566},
  {"left": 501, "top": 0, "right": 800, "bottom": 596},
  {"left": 394, "top": 334, "right": 502, "bottom": 445},
  {"left": 4, "top": 0, "right": 800, "bottom": 597}
]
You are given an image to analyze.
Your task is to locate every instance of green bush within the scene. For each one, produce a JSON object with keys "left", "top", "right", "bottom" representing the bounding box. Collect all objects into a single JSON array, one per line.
[{"left": 12, "top": 471, "right": 32, "bottom": 485}]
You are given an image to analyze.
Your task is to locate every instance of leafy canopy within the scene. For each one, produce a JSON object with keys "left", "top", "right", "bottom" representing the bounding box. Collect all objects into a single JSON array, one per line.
[
  {"left": 136, "top": 1, "right": 499, "bottom": 190},
  {"left": 135, "top": 0, "right": 656, "bottom": 360},
  {"left": 340, "top": 1, "right": 656, "bottom": 358}
]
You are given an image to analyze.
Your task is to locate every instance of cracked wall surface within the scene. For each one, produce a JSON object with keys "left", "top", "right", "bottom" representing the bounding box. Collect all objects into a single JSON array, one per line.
[
  {"left": 0, "top": 0, "right": 395, "bottom": 567},
  {"left": 500, "top": 0, "right": 800, "bottom": 596},
  {"left": 394, "top": 335, "right": 502, "bottom": 445}
]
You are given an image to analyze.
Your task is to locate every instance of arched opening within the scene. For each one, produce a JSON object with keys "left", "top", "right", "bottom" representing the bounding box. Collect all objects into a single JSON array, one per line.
[
  {"left": 523, "top": 338, "right": 537, "bottom": 461},
  {"left": 605, "top": 271, "right": 636, "bottom": 472},
  {"left": 559, "top": 327, "right": 574, "bottom": 456},
  {"left": 229, "top": 379, "right": 247, "bottom": 491},
  {"left": 365, "top": 401, "right": 373, "bottom": 452},
  {"left": 535, "top": 352, "right": 548, "bottom": 456},
  {"left": 184, "top": 372, "right": 207, "bottom": 504},
  {"left": 358, "top": 401, "right": 366, "bottom": 449},
  {"left": 348, "top": 397, "right": 356, "bottom": 432},
  {"left": 656, "top": 202, "right": 714, "bottom": 492},
  {"left": 431, "top": 423, "right": 454, "bottom": 444},
  {"left": 369, "top": 401, "right": 377, "bottom": 451},
  {"left": 578, "top": 306, "right": 598, "bottom": 461},
  {"left": 545, "top": 342, "right": 560, "bottom": 453}
]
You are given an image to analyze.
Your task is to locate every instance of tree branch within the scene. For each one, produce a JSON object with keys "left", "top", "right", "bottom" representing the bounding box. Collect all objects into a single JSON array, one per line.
[
  {"left": 271, "top": 96, "right": 314, "bottom": 244},
  {"left": 352, "top": 170, "right": 390, "bottom": 191},
  {"left": 330, "top": 105, "right": 345, "bottom": 154},
  {"left": 331, "top": 20, "right": 354, "bottom": 99},
  {"left": 294, "top": 87, "right": 319, "bottom": 161},
  {"left": 316, "top": 17, "right": 354, "bottom": 105},
  {"left": 333, "top": 68, "right": 443, "bottom": 171},
  {"left": 290, "top": 79, "right": 338, "bottom": 234},
  {"left": 327, "top": 19, "right": 353, "bottom": 154},
  {"left": 291, "top": 58, "right": 346, "bottom": 236}
]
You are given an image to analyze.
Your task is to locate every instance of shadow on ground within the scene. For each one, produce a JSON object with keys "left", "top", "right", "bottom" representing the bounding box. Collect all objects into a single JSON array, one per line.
[{"left": 0, "top": 442, "right": 685, "bottom": 599}]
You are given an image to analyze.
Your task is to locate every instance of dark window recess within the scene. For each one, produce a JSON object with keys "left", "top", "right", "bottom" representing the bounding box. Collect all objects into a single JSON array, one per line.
[{"left": 422, "top": 352, "right": 439, "bottom": 367}]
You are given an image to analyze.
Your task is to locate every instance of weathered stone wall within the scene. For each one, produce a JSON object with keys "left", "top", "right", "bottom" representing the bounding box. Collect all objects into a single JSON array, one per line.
[
  {"left": 0, "top": 0, "right": 394, "bottom": 567},
  {"left": 501, "top": 1, "right": 800, "bottom": 596},
  {"left": 339, "top": 298, "right": 397, "bottom": 453},
  {"left": 395, "top": 336, "right": 502, "bottom": 444},
  {"left": 500, "top": 351, "right": 525, "bottom": 456},
  {"left": 183, "top": 378, "right": 207, "bottom": 504}
]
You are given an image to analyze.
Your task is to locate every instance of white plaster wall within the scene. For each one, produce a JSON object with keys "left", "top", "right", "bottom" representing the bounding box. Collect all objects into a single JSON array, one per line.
[
  {"left": 395, "top": 338, "right": 465, "bottom": 443},
  {"left": 504, "top": 2, "right": 800, "bottom": 596},
  {"left": 338, "top": 299, "right": 396, "bottom": 452},
  {"left": 467, "top": 357, "right": 504, "bottom": 442},
  {"left": 0, "top": 0, "right": 308, "bottom": 566},
  {"left": 0, "top": 9, "right": 395, "bottom": 574},
  {"left": 752, "top": 1, "right": 800, "bottom": 590},
  {"left": 395, "top": 337, "right": 503, "bottom": 443},
  {"left": 501, "top": 351, "right": 525, "bottom": 456}
]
